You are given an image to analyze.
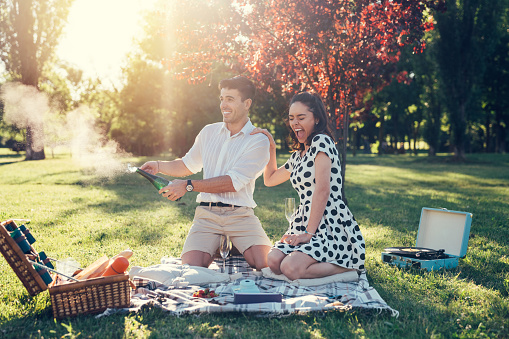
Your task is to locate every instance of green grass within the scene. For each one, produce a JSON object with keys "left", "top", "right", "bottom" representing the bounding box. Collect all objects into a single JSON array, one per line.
[{"left": 1, "top": 148, "right": 508, "bottom": 338}]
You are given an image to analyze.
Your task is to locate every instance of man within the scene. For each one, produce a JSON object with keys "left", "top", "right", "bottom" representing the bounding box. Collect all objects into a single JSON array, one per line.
[{"left": 140, "top": 76, "right": 272, "bottom": 270}]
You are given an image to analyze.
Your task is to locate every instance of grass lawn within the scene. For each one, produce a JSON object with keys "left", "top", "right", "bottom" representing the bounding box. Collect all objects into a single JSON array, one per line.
[{"left": 0, "top": 148, "right": 508, "bottom": 338}]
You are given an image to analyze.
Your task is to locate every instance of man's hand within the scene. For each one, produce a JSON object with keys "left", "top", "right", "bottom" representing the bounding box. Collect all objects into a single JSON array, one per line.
[
  {"left": 159, "top": 179, "right": 186, "bottom": 201},
  {"left": 140, "top": 161, "right": 159, "bottom": 175},
  {"left": 280, "top": 233, "right": 314, "bottom": 246}
]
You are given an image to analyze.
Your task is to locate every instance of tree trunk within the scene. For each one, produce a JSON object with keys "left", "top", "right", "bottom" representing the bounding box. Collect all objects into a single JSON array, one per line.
[
  {"left": 452, "top": 103, "right": 467, "bottom": 161},
  {"left": 341, "top": 107, "right": 349, "bottom": 204},
  {"left": 16, "top": 0, "right": 45, "bottom": 160},
  {"left": 485, "top": 112, "right": 491, "bottom": 152},
  {"left": 413, "top": 122, "right": 420, "bottom": 155},
  {"left": 428, "top": 146, "right": 436, "bottom": 156},
  {"left": 25, "top": 125, "right": 46, "bottom": 160},
  {"left": 495, "top": 109, "right": 501, "bottom": 153},
  {"left": 352, "top": 127, "right": 357, "bottom": 157},
  {"left": 378, "top": 114, "right": 385, "bottom": 155}
]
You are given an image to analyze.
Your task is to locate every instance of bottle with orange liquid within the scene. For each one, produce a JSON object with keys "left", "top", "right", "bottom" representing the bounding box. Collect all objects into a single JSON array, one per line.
[{"left": 102, "top": 257, "right": 129, "bottom": 276}]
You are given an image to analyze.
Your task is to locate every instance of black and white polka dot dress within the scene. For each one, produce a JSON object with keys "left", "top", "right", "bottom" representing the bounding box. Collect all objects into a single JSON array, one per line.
[{"left": 275, "top": 134, "right": 365, "bottom": 270}]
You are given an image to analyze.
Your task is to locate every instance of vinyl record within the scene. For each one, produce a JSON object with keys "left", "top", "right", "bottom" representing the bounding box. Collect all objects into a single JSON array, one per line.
[{"left": 384, "top": 247, "right": 448, "bottom": 259}]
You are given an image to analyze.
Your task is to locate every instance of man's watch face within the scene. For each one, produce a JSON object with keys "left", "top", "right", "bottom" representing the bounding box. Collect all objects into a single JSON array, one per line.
[{"left": 186, "top": 182, "right": 193, "bottom": 192}]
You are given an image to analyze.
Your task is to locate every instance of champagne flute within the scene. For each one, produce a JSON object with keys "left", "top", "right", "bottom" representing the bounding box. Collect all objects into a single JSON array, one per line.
[
  {"left": 285, "top": 198, "right": 296, "bottom": 226},
  {"left": 219, "top": 234, "right": 231, "bottom": 273}
]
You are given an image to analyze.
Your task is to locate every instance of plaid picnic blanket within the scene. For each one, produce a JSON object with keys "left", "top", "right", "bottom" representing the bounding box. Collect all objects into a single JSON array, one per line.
[{"left": 96, "top": 256, "right": 398, "bottom": 317}]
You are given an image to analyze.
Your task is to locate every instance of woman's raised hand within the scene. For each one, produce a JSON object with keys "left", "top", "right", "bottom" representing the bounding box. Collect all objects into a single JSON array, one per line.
[{"left": 251, "top": 128, "right": 276, "bottom": 151}]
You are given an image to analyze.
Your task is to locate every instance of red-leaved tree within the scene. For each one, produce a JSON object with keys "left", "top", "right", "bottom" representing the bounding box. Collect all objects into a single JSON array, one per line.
[{"left": 160, "top": 0, "right": 445, "bottom": 200}]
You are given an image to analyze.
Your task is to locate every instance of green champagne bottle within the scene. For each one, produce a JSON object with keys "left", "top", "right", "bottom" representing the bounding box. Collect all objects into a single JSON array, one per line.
[
  {"left": 128, "top": 163, "right": 181, "bottom": 200},
  {"left": 134, "top": 167, "right": 170, "bottom": 190}
]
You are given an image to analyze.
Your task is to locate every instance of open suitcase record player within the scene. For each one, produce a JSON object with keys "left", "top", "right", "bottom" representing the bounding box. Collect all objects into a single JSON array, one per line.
[{"left": 382, "top": 208, "right": 473, "bottom": 271}]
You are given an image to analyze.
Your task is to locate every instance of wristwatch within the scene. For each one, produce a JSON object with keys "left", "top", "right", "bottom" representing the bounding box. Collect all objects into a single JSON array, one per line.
[{"left": 186, "top": 179, "right": 194, "bottom": 192}]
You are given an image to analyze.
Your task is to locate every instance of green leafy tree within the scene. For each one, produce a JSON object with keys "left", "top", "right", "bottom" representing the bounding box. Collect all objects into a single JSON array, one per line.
[
  {"left": 413, "top": 32, "right": 445, "bottom": 156},
  {"left": 481, "top": 3, "right": 509, "bottom": 153},
  {"left": 116, "top": 53, "right": 173, "bottom": 156},
  {"left": 434, "top": 0, "right": 506, "bottom": 160},
  {"left": 371, "top": 70, "right": 422, "bottom": 155},
  {"left": 158, "top": 0, "right": 444, "bottom": 201},
  {"left": 40, "top": 64, "right": 118, "bottom": 158},
  {"left": 116, "top": 2, "right": 229, "bottom": 156},
  {"left": 370, "top": 32, "right": 446, "bottom": 157},
  {"left": 40, "top": 62, "right": 84, "bottom": 113},
  {"left": 0, "top": 0, "right": 73, "bottom": 160}
]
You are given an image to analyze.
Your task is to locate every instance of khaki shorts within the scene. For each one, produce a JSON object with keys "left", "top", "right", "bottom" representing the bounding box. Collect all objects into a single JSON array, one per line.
[{"left": 181, "top": 205, "right": 272, "bottom": 257}]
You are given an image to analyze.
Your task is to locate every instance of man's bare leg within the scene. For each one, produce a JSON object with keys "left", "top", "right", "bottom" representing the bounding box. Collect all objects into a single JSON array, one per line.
[
  {"left": 243, "top": 245, "right": 271, "bottom": 270},
  {"left": 182, "top": 250, "right": 213, "bottom": 268}
]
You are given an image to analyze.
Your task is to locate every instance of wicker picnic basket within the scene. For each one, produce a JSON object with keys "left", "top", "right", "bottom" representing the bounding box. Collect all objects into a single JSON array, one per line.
[
  {"left": 0, "top": 220, "right": 131, "bottom": 318},
  {"left": 49, "top": 274, "right": 130, "bottom": 318}
]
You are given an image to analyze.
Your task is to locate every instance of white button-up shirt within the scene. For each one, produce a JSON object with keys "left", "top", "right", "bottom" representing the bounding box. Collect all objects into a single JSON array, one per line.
[{"left": 182, "top": 119, "right": 270, "bottom": 208}]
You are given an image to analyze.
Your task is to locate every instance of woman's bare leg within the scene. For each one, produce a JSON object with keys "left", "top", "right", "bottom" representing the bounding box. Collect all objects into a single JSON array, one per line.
[
  {"left": 280, "top": 251, "right": 354, "bottom": 280},
  {"left": 267, "top": 248, "right": 286, "bottom": 275}
]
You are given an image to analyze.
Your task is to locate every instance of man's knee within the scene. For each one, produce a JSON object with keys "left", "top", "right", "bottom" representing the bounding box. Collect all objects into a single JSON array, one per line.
[
  {"left": 244, "top": 245, "right": 270, "bottom": 270},
  {"left": 182, "top": 250, "right": 213, "bottom": 268}
]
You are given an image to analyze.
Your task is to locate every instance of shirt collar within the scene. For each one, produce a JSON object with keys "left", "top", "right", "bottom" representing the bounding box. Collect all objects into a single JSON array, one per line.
[{"left": 220, "top": 119, "right": 253, "bottom": 138}]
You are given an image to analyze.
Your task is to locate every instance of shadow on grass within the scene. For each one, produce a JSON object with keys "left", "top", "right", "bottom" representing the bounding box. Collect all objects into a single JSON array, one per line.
[
  {"left": 0, "top": 311, "right": 128, "bottom": 338},
  {"left": 352, "top": 182, "right": 509, "bottom": 296},
  {"left": 3, "top": 153, "right": 507, "bottom": 337},
  {"left": 368, "top": 261, "right": 509, "bottom": 337},
  {"left": 0, "top": 152, "right": 24, "bottom": 165},
  {"left": 40, "top": 193, "right": 194, "bottom": 250},
  {"left": 347, "top": 153, "right": 509, "bottom": 167},
  {"left": 343, "top": 156, "right": 509, "bottom": 300},
  {"left": 0, "top": 161, "right": 23, "bottom": 166}
]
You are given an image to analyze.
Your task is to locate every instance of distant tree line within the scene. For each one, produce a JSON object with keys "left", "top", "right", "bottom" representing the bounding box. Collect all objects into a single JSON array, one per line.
[
  {"left": 0, "top": 0, "right": 508, "bottom": 165},
  {"left": 366, "top": 0, "right": 509, "bottom": 157}
]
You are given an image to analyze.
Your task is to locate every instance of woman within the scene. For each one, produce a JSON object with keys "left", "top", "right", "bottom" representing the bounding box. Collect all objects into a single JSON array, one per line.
[{"left": 252, "top": 92, "right": 365, "bottom": 280}]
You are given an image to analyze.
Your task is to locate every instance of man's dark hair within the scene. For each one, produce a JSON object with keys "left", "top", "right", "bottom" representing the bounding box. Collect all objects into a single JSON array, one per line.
[{"left": 219, "top": 76, "right": 256, "bottom": 102}]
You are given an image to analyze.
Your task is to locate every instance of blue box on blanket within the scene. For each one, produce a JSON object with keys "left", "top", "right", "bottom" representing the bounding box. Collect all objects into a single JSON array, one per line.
[
  {"left": 234, "top": 293, "right": 283, "bottom": 304},
  {"left": 381, "top": 208, "right": 473, "bottom": 271}
]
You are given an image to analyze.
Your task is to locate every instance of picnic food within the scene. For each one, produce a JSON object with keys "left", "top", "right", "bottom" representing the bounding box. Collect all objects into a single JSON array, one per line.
[
  {"left": 74, "top": 255, "right": 110, "bottom": 280},
  {"left": 112, "top": 249, "right": 133, "bottom": 260},
  {"left": 193, "top": 288, "right": 217, "bottom": 298}
]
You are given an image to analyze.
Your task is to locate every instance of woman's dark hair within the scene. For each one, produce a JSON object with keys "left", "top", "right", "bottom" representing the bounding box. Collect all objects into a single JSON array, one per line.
[
  {"left": 287, "top": 92, "right": 334, "bottom": 151},
  {"left": 219, "top": 76, "right": 256, "bottom": 102}
]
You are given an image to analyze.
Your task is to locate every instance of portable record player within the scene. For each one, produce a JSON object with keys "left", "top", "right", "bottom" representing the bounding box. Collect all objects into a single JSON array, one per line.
[{"left": 381, "top": 207, "right": 473, "bottom": 271}]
